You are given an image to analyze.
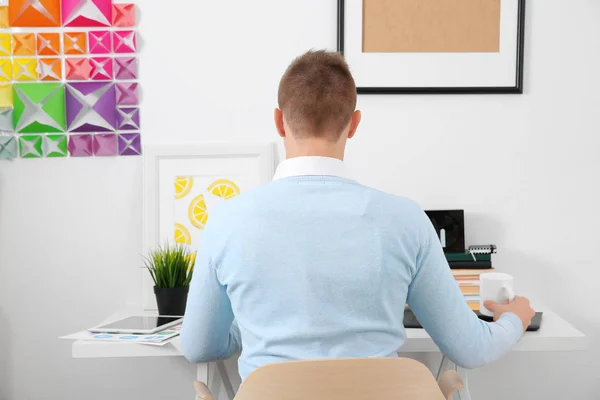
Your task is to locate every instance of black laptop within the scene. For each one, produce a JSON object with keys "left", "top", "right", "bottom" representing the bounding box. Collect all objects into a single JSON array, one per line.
[{"left": 403, "top": 309, "right": 543, "bottom": 332}]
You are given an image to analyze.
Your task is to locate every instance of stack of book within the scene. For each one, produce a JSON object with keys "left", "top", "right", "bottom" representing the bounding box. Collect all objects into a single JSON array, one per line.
[
  {"left": 452, "top": 269, "right": 492, "bottom": 311},
  {"left": 445, "top": 247, "right": 495, "bottom": 311}
]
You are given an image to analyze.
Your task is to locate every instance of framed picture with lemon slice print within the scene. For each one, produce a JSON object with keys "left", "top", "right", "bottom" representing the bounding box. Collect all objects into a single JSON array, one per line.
[{"left": 142, "top": 143, "right": 276, "bottom": 310}]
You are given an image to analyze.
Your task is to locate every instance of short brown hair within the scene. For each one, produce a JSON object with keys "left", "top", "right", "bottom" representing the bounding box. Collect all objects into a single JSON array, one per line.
[{"left": 278, "top": 50, "right": 357, "bottom": 141}]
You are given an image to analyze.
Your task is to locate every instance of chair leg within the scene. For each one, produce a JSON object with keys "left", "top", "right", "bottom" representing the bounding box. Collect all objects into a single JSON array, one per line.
[{"left": 455, "top": 364, "right": 472, "bottom": 400}]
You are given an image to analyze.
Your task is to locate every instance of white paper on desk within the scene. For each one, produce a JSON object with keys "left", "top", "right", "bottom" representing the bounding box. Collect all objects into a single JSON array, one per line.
[
  {"left": 138, "top": 339, "right": 175, "bottom": 347},
  {"left": 60, "top": 324, "right": 182, "bottom": 344}
]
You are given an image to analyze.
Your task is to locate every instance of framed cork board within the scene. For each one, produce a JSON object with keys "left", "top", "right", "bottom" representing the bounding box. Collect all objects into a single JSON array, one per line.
[{"left": 338, "top": 0, "right": 526, "bottom": 94}]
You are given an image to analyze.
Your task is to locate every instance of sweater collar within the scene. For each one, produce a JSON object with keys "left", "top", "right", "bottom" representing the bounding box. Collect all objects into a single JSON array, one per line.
[{"left": 273, "top": 156, "right": 349, "bottom": 180}]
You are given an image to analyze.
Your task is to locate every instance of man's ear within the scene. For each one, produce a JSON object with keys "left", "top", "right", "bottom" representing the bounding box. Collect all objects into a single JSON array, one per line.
[
  {"left": 347, "top": 110, "right": 362, "bottom": 139},
  {"left": 274, "top": 108, "right": 286, "bottom": 138}
]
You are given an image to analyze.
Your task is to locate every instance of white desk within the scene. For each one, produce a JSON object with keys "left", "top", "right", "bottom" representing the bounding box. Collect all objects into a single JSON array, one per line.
[{"left": 71, "top": 309, "right": 586, "bottom": 400}]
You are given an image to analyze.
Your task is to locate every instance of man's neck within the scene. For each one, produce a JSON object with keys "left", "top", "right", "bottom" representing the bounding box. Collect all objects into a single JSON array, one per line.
[{"left": 285, "top": 140, "right": 345, "bottom": 160}]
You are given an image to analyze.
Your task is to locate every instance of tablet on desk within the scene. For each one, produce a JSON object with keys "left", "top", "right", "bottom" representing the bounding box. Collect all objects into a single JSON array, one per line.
[{"left": 89, "top": 316, "right": 183, "bottom": 334}]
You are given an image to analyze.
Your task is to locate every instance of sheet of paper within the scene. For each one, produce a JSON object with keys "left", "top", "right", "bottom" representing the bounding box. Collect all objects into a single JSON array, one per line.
[{"left": 60, "top": 324, "right": 182, "bottom": 344}]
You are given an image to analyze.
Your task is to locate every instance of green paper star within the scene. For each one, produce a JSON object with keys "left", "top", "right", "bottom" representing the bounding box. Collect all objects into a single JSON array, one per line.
[
  {"left": 19, "top": 135, "right": 43, "bottom": 158},
  {"left": 13, "top": 83, "right": 66, "bottom": 134},
  {"left": 43, "top": 134, "right": 67, "bottom": 157}
]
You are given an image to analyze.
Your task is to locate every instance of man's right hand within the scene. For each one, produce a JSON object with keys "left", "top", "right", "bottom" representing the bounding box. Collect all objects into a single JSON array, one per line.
[{"left": 483, "top": 296, "right": 535, "bottom": 332}]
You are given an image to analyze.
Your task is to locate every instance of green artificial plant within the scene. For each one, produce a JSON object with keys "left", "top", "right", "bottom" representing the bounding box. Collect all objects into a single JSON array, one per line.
[{"left": 143, "top": 243, "right": 196, "bottom": 288}]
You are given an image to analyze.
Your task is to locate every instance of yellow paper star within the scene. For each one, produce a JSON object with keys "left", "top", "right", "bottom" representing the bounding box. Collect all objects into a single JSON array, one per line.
[
  {"left": 0, "top": 59, "right": 12, "bottom": 82},
  {"left": 0, "top": 85, "right": 13, "bottom": 108},
  {"left": 0, "top": 34, "right": 11, "bottom": 56},
  {"left": 13, "top": 58, "right": 38, "bottom": 81}
]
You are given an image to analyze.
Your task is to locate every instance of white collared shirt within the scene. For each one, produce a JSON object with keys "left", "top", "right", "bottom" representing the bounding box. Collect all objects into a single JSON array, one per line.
[{"left": 273, "top": 156, "right": 349, "bottom": 180}]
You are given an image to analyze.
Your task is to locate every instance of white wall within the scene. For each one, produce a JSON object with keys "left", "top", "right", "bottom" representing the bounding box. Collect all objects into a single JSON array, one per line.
[{"left": 1, "top": 0, "right": 599, "bottom": 399}]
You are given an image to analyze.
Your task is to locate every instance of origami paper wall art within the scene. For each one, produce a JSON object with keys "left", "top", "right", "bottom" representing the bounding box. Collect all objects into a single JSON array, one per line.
[
  {"left": 64, "top": 32, "right": 87, "bottom": 54},
  {"left": 114, "top": 57, "right": 136, "bottom": 79},
  {"left": 0, "top": 59, "right": 12, "bottom": 82},
  {"left": 13, "top": 58, "right": 38, "bottom": 81},
  {"left": 19, "top": 134, "right": 42, "bottom": 158},
  {"left": 90, "top": 57, "right": 112, "bottom": 80},
  {"left": 65, "top": 58, "right": 92, "bottom": 80},
  {"left": 0, "top": 107, "right": 12, "bottom": 131},
  {"left": 117, "top": 132, "right": 139, "bottom": 155},
  {"left": 115, "top": 82, "right": 137, "bottom": 105},
  {"left": 112, "top": 3, "right": 134, "bottom": 27},
  {"left": 66, "top": 82, "right": 116, "bottom": 132},
  {"left": 38, "top": 58, "right": 62, "bottom": 81},
  {"left": 116, "top": 106, "right": 138, "bottom": 130},
  {"left": 13, "top": 83, "right": 66, "bottom": 133},
  {"left": 0, "top": 6, "right": 8, "bottom": 28},
  {"left": 0, "top": 134, "right": 17, "bottom": 159},
  {"left": 0, "top": 1, "right": 142, "bottom": 161},
  {"left": 63, "top": 0, "right": 112, "bottom": 27},
  {"left": 12, "top": 33, "right": 36, "bottom": 55},
  {"left": 92, "top": 132, "right": 116, "bottom": 156},
  {"left": 88, "top": 30, "right": 111, "bottom": 53},
  {"left": 37, "top": 32, "right": 60, "bottom": 55},
  {"left": 9, "top": 0, "right": 61, "bottom": 27},
  {"left": 0, "top": 84, "right": 12, "bottom": 108},
  {"left": 67, "top": 133, "right": 93, "bottom": 156},
  {"left": 43, "top": 134, "right": 67, "bottom": 157},
  {"left": 0, "top": 135, "right": 19, "bottom": 160},
  {"left": 0, "top": 33, "right": 10, "bottom": 56},
  {"left": 113, "top": 30, "right": 135, "bottom": 53}
]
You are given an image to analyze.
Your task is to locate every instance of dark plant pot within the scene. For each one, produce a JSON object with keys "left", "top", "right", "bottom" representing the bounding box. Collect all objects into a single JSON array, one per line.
[{"left": 154, "top": 286, "right": 189, "bottom": 316}]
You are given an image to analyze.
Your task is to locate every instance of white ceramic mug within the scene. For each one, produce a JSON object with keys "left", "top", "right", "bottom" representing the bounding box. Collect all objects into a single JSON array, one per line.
[{"left": 479, "top": 272, "right": 515, "bottom": 317}]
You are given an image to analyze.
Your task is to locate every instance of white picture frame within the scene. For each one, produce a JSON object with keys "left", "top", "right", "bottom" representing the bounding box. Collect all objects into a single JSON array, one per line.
[{"left": 141, "top": 142, "right": 276, "bottom": 310}]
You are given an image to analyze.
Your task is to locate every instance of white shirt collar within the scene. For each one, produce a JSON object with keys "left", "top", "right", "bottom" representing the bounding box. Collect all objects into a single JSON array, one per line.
[{"left": 273, "top": 156, "right": 350, "bottom": 180}]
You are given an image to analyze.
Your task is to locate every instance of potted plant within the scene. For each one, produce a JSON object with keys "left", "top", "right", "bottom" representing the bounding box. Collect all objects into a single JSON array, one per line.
[{"left": 144, "top": 243, "right": 196, "bottom": 316}]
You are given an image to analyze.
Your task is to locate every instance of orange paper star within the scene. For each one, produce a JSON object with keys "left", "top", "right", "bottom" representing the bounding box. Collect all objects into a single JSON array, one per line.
[
  {"left": 9, "top": 0, "right": 61, "bottom": 27},
  {"left": 64, "top": 32, "right": 87, "bottom": 55},
  {"left": 12, "top": 33, "right": 36, "bottom": 56},
  {"left": 38, "top": 58, "right": 62, "bottom": 81},
  {"left": 37, "top": 33, "right": 61, "bottom": 56},
  {"left": 0, "top": 7, "right": 9, "bottom": 28}
]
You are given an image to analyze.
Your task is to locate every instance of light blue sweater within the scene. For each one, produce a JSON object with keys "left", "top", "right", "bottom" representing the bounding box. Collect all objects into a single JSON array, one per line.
[{"left": 180, "top": 176, "right": 523, "bottom": 381}]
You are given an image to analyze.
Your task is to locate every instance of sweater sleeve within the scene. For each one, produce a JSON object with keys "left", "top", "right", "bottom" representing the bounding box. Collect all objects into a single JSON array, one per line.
[
  {"left": 406, "top": 215, "right": 524, "bottom": 369},
  {"left": 180, "top": 224, "right": 241, "bottom": 363}
]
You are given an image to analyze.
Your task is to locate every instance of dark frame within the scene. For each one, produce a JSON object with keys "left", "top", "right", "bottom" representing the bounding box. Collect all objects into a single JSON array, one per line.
[{"left": 337, "top": 0, "right": 527, "bottom": 95}]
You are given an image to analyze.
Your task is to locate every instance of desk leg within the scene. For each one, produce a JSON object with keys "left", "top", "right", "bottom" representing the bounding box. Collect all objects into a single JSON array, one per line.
[
  {"left": 195, "top": 363, "right": 210, "bottom": 400},
  {"left": 216, "top": 360, "right": 236, "bottom": 400}
]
